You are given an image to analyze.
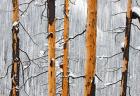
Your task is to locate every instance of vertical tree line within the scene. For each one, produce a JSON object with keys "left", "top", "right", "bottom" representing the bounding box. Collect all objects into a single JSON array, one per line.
[
  {"left": 62, "top": 0, "right": 69, "bottom": 96},
  {"left": 84, "top": 0, "right": 97, "bottom": 96},
  {"left": 47, "top": 0, "right": 56, "bottom": 96},
  {"left": 120, "top": 0, "right": 132, "bottom": 96},
  {"left": 10, "top": 0, "right": 20, "bottom": 96},
  {"left": 7, "top": 0, "right": 139, "bottom": 96}
]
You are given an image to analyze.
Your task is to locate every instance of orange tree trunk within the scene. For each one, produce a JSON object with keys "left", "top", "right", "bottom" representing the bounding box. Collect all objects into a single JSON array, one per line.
[
  {"left": 10, "top": 0, "right": 20, "bottom": 96},
  {"left": 47, "top": 0, "right": 56, "bottom": 96},
  {"left": 120, "top": 0, "right": 132, "bottom": 96},
  {"left": 62, "top": 0, "right": 69, "bottom": 96},
  {"left": 84, "top": 0, "right": 97, "bottom": 96}
]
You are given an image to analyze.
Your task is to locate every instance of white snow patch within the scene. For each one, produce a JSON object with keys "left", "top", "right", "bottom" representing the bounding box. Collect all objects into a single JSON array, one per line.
[
  {"left": 21, "top": 14, "right": 25, "bottom": 18},
  {"left": 55, "top": 60, "right": 59, "bottom": 67},
  {"left": 129, "top": 75, "right": 133, "bottom": 79},
  {"left": 39, "top": 50, "right": 44, "bottom": 57},
  {"left": 95, "top": 76, "right": 98, "bottom": 84},
  {"left": 55, "top": 60, "right": 61, "bottom": 67},
  {"left": 135, "top": 46, "right": 140, "bottom": 50},
  {"left": 121, "top": 42, "right": 125, "bottom": 48},
  {"left": 56, "top": 68, "right": 63, "bottom": 75},
  {"left": 16, "top": 86, "right": 19, "bottom": 90},
  {"left": 13, "top": 21, "right": 19, "bottom": 26},
  {"left": 104, "top": 83, "right": 112, "bottom": 86},
  {"left": 15, "top": 27, "right": 19, "bottom": 31},
  {"left": 34, "top": 1, "right": 39, "bottom": 6},
  {"left": 44, "top": 43, "right": 48, "bottom": 47},
  {"left": 51, "top": 58, "right": 55, "bottom": 61},
  {"left": 132, "top": 7, "right": 140, "bottom": 17},
  {"left": 23, "top": 65, "right": 28, "bottom": 69},
  {"left": 69, "top": 72, "right": 76, "bottom": 77}
]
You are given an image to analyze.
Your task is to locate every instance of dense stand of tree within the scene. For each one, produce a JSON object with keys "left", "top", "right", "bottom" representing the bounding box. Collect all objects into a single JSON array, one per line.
[{"left": 0, "top": 0, "right": 138, "bottom": 96}]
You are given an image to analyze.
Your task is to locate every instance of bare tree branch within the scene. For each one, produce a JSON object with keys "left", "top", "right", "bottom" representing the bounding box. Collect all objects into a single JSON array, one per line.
[
  {"left": 97, "top": 52, "right": 123, "bottom": 59},
  {"left": 20, "top": 70, "right": 48, "bottom": 89},
  {"left": 19, "top": 22, "right": 38, "bottom": 45},
  {"left": 97, "top": 80, "right": 121, "bottom": 90},
  {"left": 20, "top": 0, "right": 35, "bottom": 16},
  {"left": 0, "top": 64, "right": 12, "bottom": 79},
  {"left": 112, "top": 12, "right": 126, "bottom": 16}
]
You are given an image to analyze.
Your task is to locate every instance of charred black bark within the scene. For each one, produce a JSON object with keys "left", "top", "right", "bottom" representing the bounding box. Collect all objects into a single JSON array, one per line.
[
  {"left": 47, "top": 0, "right": 55, "bottom": 25},
  {"left": 123, "top": 17, "right": 131, "bottom": 60},
  {"left": 50, "top": 59, "right": 54, "bottom": 67},
  {"left": 120, "top": 15, "right": 132, "bottom": 96},
  {"left": 132, "top": 12, "right": 139, "bottom": 19},
  {"left": 90, "top": 77, "right": 96, "bottom": 96},
  {"left": 121, "top": 71, "right": 128, "bottom": 96},
  {"left": 10, "top": 24, "right": 20, "bottom": 96}
]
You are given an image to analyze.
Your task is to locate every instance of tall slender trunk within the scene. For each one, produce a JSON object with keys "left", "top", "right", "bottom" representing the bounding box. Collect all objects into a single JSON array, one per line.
[
  {"left": 84, "top": 0, "right": 97, "bottom": 96},
  {"left": 10, "top": 0, "right": 20, "bottom": 96},
  {"left": 120, "top": 0, "right": 132, "bottom": 96},
  {"left": 47, "top": 0, "right": 56, "bottom": 96},
  {"left": 62, "top": 0, "right": 69, "bottom": 96}
]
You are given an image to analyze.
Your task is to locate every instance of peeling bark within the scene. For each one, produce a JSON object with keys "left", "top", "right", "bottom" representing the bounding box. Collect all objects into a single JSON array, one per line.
[{"left": 90, "top": 77, "right": 96, "bottom": 96}]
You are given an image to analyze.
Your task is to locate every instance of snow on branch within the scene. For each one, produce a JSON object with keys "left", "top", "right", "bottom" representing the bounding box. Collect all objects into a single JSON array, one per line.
[
  {"left": 132, "top": 7, "right": 140, "bottom": 17},
  {"left": 12, "top": 21, "right": 19, "bottom": 26},
  {"left": 97, "top": 80, "right": 121, "bottom": 90},
  {"left": 97, "top": 52, "right": 122, "bottom": 59}
]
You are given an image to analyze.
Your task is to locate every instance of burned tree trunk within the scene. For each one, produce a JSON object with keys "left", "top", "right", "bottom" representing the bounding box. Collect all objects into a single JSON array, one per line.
[
  {"left": 47, "top": 0, "right": 56, "bottom": 96},
  {"left": 120, "top": 0, "right": 132, "bottom": 96},
  {"left": 62, "top": 0, "right": 69, "bottom": 96},
  {"left": 84, "top": 0, "right": 97, "bottom": 96},
  {"left": 10, "top": 0, "right": 20, "bottom": 96}
]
